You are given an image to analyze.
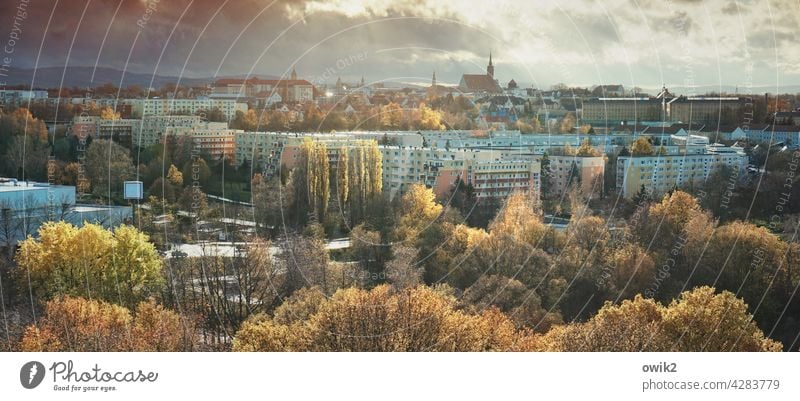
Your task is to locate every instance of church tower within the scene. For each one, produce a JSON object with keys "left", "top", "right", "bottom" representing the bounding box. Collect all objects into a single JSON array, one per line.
[
  {"left": 487, "top": 51, "right": 494, "bottom": 78},
  {"left": 431, "top": 71, "right": 437, "bottom": 87},
  {"left": 290, "top": 68, "right": 297, "bottom": 80}
]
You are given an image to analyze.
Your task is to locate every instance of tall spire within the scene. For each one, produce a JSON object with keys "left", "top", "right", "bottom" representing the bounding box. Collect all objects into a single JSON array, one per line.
[
  {"left": 487, "top": 51, "right": 494, "bottom": 77},
  {"left": 290, "top": 68, "right": 297, "bottom": 80},
  {"left": 432, "top": 71, "right": 436, "bottom": 87}
]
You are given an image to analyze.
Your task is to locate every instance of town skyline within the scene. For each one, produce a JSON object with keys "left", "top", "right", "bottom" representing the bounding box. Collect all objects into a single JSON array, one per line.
[{"left": 1, "top": 0, "right": 798, "bottom": 90}]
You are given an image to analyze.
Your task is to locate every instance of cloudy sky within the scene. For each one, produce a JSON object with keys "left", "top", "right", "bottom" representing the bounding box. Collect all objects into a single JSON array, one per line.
[{"left": 2, "top": 0, "right": 798, "bottom": 91}]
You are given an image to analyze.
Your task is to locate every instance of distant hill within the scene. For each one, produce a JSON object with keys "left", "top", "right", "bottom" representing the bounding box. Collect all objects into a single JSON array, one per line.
[{"left": 1, "top": 66, "right": 279, "bottom": 89}]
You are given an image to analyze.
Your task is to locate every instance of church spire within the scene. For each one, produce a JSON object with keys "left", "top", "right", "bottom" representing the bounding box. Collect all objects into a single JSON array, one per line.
[
  {"left": 432, "top": 71, "right": 437, "bottom": 87},
  {"left": 487, "top": 51, "right": 494, "bottom": 77},
  {"left": 290, "top": 68, "right": 297, "bottom": 80}
]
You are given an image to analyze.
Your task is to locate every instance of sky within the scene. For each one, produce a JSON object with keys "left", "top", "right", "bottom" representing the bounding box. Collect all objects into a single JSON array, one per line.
[{"left": 1, "top": 0, "right": 798, "bottom": 91}]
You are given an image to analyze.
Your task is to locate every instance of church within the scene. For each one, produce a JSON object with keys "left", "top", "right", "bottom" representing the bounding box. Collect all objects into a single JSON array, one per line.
[{"left": 458, "top": 52, "right": 503, "bottom": 94}]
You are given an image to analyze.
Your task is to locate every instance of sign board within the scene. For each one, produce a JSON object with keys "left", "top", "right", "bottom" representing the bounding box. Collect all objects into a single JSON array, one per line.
[{"left": 123, "top": 181, "right": 144, "bottom": 200}]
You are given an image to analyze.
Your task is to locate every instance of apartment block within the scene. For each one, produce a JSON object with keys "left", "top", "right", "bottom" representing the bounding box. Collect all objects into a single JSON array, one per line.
[
  {"left": 132, "top": 115, "right": 204, "bottom": 147},
  {"left": 128, "top": 98, "right": 247, "bottom": 121},
  {"left": 163, "top": 123, "right": 241, "bottom": 164},
  {"left": 547, "top": 155, "right": 605, "bottom": 197},
  {"left": 616, "top": 144, "right": 747, "bottom": 198}
]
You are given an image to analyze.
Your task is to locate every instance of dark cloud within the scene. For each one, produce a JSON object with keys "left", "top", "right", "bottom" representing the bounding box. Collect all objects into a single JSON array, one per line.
[{"left": 0, "top": 0, "right": 796, "bottom": 87}]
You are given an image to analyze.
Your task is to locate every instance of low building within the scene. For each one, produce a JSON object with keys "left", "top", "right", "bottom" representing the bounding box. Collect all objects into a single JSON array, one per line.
[
  {"left": 744, "top": 124, "right": 800, "bottom": 146},
  {"left": 212, "top": 74, "right": 315, "bottom": 103},
  {"left": 0, "top": 90, "right": 48, "bottom": 105},
  {"left": 0, "top": 178, "right": 131, "bottom": 247},
  {"left": 582, "top": 97, "right": 665, "bottom": 124},
  {"left": 667, "top": 96, "right": 745, "bottom": 126},
  {"left": 69, "top": 116, "right": 137, "bottom": 147}
]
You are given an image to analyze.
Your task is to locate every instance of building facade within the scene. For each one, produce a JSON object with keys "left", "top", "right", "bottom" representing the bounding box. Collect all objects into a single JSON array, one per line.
[
  {"left": 616, "top": 145, "right": 747, "bottom": 198},
  {"left": 128, "top": 98, "right": 247, "bottom": 121},
  {"left": 0, "top": 178, "right": 131, "bottom": 247}
]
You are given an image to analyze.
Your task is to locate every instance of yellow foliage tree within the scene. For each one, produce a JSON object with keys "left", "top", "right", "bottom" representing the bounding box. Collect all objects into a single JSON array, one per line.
[
  {"left": 100, "top": 106, "right": 121, "bottom": 120},
  {"left": 630, "top": 137, "right": 654, "bottom": 156},
  {"left": 167, "top": 164, "right": 183, "bottom": 187},
  {"left": 233, "top": 285, "right": 537, "bottom": 351},
  {"left": 537, "top": 287, "right": 781, "bottom": 351},
  {"left": 16, "top": 222, "right": 164, "bottom": 308},
  {"left": 20, "top": 296, "right": 191, "bottom": 352},
  {"left": 394, "top": 184, "right": 443, "bottom": 242},
  {"left": 418, "top": 103, "right": 445, "bottom": 130}
]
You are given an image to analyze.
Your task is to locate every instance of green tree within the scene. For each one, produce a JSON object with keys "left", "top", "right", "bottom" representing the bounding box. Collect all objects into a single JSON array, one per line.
[
  {"left": 85, "top": 139, "right": 134, "bottom": 199},
  {"left": 540, "top": 152, "right": 553, "bottom": 199}
]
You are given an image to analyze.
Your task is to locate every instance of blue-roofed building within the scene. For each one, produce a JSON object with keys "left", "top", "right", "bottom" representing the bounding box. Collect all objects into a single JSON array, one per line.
[{"left": 0, "top": 178, "right": 132, "bottom": 247}]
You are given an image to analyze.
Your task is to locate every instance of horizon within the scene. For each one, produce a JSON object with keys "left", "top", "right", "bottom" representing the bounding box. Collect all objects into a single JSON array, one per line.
[{"left": 0, "top": 0, "right": 797, "bottom": 91}]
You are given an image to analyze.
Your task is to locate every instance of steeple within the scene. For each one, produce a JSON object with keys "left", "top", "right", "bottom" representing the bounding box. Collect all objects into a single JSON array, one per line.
[
  {"left": 360, "top": 76, "right": 365, "bottom": 87},
  {"left": 431, "top": 71, "right": 437, "bottom": 87},
  {"left": 290, "top": 68, "right": 297, "bottom": 80},
  {"left": 487, "top": 51, "right": 494, "bottom": 77}
]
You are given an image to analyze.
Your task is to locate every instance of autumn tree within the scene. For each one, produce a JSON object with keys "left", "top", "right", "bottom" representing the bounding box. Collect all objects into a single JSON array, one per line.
[
  {"left": 418, "top": 103, "right": 445, "bottom": 130},
  {"left": 233, "top": 285, "right": 536, "bottom": 351},
  {"left": 630, "top": 137, "right": 654, "bottom": 156},
  {"left": 575, "top": 138, "right": 601, "bottom": 157},
  {"left": 20, "top": 296, "right": 192, "bottom": 352},
  {"left": 384, "top": 245, "right": 422, "bottom": 291},
  {"left": 281, "top": 234, "right": 333, "bottom": 296},
  {"left": 559, "top": 112, "right": 576, "bottom": 133},
  {"left": 0, "top": 107, "right": 48, "bottom": 144},
  {"left": 3, "top": 134, "right": 49, "bottom": 181},
  {"left": 252, "top": 173, "right": 295, "bottom": 236},
  {"left": 660, "top": 286, "right": 782, "bottom": 352},
  {"left": 463, "top": 275, "right": 562, "bottom": 332},
  {"left": 85, "top": 139, "right": 134, "bottom": 199},
  {"left": 167, "top": 164, "right": 184, "bottom": 187},
  {"left": 603, "top": 243, "right": 656, "bottom": 300},
  {"left": 182, "top": 157, "right": 211, "bottom": 189},
  {"left": 693, "top": 221, "right": 796, "bottom": 328},
  {"left": 16, "top": 222, "right": 164, "bottom": 308},
  {"left": 394, "top": 184, "right": 443, "bottom": 243},
  {"left": 379, "top": 102, "right": 403, "bottom": 129},
  {"left": 301, "top": 139, "right": 330, "bottom": 222},
  {"left": 100, "top": 106, "right": 121, "bottom": 120},
  {"left": 538, "top": 287, "right": 781, "bottom": 351},
  {"left": 348, "top": 224, "right": 388, "bottom": 282}
]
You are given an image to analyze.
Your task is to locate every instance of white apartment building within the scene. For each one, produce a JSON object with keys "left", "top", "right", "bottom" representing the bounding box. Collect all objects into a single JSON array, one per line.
[
  {"left": 616, "top": 144, "right": 748, "bottom": 198},
  {"left": 128, "top": 98, "right": 247, "bottom": 121},
  {"left": 132, "top": 115, "right": 204, "bottom": 147}
]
